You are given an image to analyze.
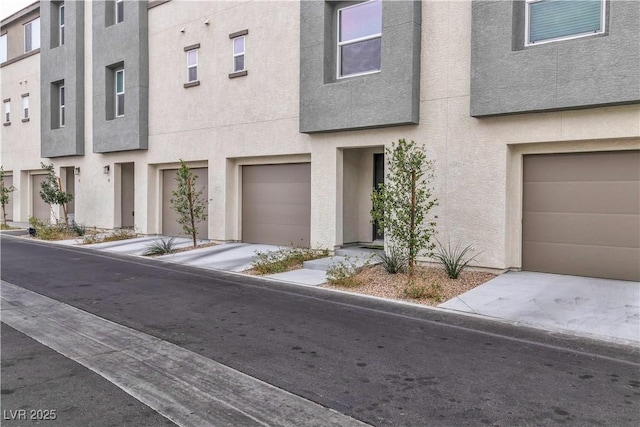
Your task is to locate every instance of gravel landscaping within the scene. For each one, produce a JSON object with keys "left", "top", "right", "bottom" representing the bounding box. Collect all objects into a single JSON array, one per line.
[{"left": 323, "top": 264, "right": 496, "bottom": 306}]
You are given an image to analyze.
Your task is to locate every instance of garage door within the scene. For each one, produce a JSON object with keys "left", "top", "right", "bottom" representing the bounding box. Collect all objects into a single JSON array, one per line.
[
  {"left": 32, "top": 174, "right": 50, "bottom": 221},
  {"left": 3, "top": 174, "right": 13, "bottom": 221},
  {"left": 523, "top": 151, "right": 640, "bottom": 281},
  {"left": 242, "top": 163, "right": 311, "bottom": 247},
  {"left": 162, "top": 168, "right": 208, "bottom": 238}
]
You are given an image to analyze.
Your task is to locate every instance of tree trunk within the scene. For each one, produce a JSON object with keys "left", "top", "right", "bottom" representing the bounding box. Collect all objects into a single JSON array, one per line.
[
  {"left": 1, "top": 181, "right": 6, "bottom": 226},
  {"left": 409, "top": 169, "right": 416, "bottom": 277},
  {"left": 187, "top": 176, "right": 197, "bottom": 248},
  {"left": 58, "top": 177, "right": 69, "bottom": 227}
]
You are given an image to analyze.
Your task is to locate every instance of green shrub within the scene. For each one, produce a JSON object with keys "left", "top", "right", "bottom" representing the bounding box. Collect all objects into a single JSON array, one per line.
[
  {"left": 143, "top": 238, "right": 177, "bottom": 256},
  {"left": 251, "top": 247, "right": 329, "bottom": 275},
  {"left": 70, "top": 221, "right": 87, "bottom": 237},
  {"left": 433, "top": 240, "right": 479, "bottom": 279},
  {"left": 103, "top": 229, "right": 136, "bottom": 242},
  {"left": 403, "top": 281, "right": 443, "bottom": 301},
  {"left": 82, "top": 233, "right": 102, "bottom": 245},
  {"left": 326, "top": 255, "right": 372, "bottom": 288},
  {"left": 377, "top": 245, "right": 407, "bottom": 274}
]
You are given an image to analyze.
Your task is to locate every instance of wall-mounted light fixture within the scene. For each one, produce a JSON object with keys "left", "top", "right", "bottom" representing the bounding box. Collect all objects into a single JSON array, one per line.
[
  {"left": 74, "top": 167, "right": 80, "bottom": 175},
  {"left": 103, "top": 165, "right": 110, "bottom": 174},
  {"left": 204, "top": 19, "right": 210, "bottom": 26},
  {"left": 180, "top": 27, "right": 185, "bottom": 33}
]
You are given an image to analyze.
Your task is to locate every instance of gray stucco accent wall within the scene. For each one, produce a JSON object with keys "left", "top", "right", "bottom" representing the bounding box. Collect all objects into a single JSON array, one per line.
[
  {"left": 299, "top": 0, "right": 421, "bottom": 133},
  {"left": 470, "top": 0, "right": 640, "bottom": 117},
  {"left": 40, "top": 0, "right": 85, "bottom": 158},
  {"left": 92, "top": 0, "right": 148, "bottom": 153}
]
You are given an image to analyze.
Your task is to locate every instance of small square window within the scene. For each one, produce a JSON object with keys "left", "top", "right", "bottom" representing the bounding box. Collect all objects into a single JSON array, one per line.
[
  {"left": 115, "top": 69, "right": 125, "bottom": 117},
  {"left": 22, "top": 95, "right": 29, "bottom": 120},
  {"left": 525, "top": 0, "right": 605, "bottom": 46},
  {"left": 3, "top": 100, "right": 10, "bottom": 124},
  {"left": 233, "top": 36, "right": 245, "bottom": 72},
  {"left": 116, "top": 0, "right": 124, "bottom": 24},
  {"left": 187, "top": 49, "right": 198, "bottom": 82}
]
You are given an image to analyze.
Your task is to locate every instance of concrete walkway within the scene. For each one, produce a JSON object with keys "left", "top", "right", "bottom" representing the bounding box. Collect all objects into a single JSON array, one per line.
[{"left": 439, "top": 271, "right": 640, "bottom": 346}]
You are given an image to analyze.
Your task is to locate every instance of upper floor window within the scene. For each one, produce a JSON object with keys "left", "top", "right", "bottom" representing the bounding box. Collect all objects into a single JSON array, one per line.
[
  {"left": 3, "top": 100, "right": 10, "bottom": 124},
  {"left": 233, "top": 36, "right": 245, "bottom": 73},
  {"left": 525, "top": 0, "right": 605, "bottom": 46},
  {"left": 59, "top": 84, "right": 65, "bottom": 127},
  {"left": 116, "top": 0, "right": 124, "bottom": 24},
  {"left": 115, "top": 69, "right": 125, "bottom": 117},
  {"left": 59, "top": 4, "right": 65, "bottom": 46},
  {"left": 187, "top": 48, "right": 198, "bottom": 82},
  {"left": 0, "top": 34, "right": 7, "bottom": 63},
  {"left": 22, "top": 94, "right": 29, "bottom": 120},
  {"left": 24, "top": 17, "right": 41, "bottom": 53},
  {"left": 337, "top": 0, "right": 382, "bottom": 79}
]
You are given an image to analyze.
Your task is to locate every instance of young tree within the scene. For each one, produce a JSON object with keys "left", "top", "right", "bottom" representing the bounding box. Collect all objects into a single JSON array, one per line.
[
  {"left": 0, "top": 166, "right": 16, "bottom": 227},
  {"left": 171, "top": 160, "right": 208, "bottom": 248},
  {"left": 39, "top": 162, "right": 73, "bottom": 227},
  {"left": 371, "top": 138, "right": 438, "bottom": 276}
]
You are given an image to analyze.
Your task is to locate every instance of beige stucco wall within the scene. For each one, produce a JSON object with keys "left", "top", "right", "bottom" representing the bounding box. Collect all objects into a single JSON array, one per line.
[{"left": 1, "top": 0, "right": 638, "bottom": 272}]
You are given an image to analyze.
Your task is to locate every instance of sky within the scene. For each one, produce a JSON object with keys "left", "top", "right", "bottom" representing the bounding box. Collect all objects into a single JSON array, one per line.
[{"left": 2, "top": 0, "right": 38, "bottom": 21}]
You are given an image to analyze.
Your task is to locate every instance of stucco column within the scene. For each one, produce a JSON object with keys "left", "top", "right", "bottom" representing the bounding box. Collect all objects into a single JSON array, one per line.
[{"left": 310, "top": 145, "right": 342, "bottom": 250}]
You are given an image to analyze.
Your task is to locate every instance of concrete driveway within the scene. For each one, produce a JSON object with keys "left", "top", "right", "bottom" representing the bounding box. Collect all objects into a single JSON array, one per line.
[{"left": 439, "top": 271, "right": 640, "bottom": 346}]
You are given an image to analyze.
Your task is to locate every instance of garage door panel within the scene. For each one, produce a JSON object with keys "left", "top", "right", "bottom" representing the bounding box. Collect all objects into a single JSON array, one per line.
[
  {"left": 523, "top": 151, "right": 640, "bottom": 281},
  {"left": 242, "top": 204, "right": 311, "bottom": 227},
  {"left": 242, "top": 224, "right": 310, "bottom": 247},
  {"left": 242, "top": 163, "right": 310, "bottom": 247},
  {"left": 523, "top": 212, "right": 640, "bottom": 248},
  {"left": 243, "top": 164, "right": 311, "bottom": 184},
  {"left": 523, "top": 242, "right": 640, "bottom": 282},
  {"left": 162, "top": 168, "right": 208, "bottom": 238},
  {"left": 524, "top": 151, "right": 640, "bottom": 182},
  {"left": 32, "top": 175, "right": 49, "bottom": 221},
  {"left": 243, "top": 183, "right": 311, "bottom": 205},
  {"left": 523, "top": 182, "right": 640, "bottom": 214}
]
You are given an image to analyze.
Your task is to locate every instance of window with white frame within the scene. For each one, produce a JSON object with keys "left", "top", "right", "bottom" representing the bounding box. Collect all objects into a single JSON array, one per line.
[
  {"left": 3, "top": 100, "right": 10, "bottom": 124},
  {"left": 187, "top": 48, "right": 198, "bottom": 82},
  {"left": 22, "top": 95, "right": 29, "bottom": 120},
  {"left": 0, "top": 34, "right": 7, "bottom": 63},
  {"left": 115, "top": 68, "right": 125, "bottom": 117},
  {"left": 59, "top": 84, "right": 65, "bottom": 127},
  {"left": 526, "top": 0, "right": 605, "bottom": 46},
  {"left": 232, "top": 36, "right": 245, "bottom": 73},
  {"left": 24, "top": 17, "right": 41, "bottom": 53},
  {"left": 59, "top": 4, "right": 65, "bottom": 46},
  {"left": 116, "top": 0, "right": 124, "bottom": 24},
  {"left": 337, "top": 0, "right": 382, "bottom": 78}
]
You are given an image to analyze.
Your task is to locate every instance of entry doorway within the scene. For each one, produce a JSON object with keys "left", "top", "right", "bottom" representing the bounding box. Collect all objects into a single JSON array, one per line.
[{"left": 120, "top": 163, "right": 135, "bottom": 228}]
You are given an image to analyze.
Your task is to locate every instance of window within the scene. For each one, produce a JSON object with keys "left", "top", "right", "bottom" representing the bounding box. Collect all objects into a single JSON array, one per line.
[
  {"left": 3, "top": 100, "right": 10, "bottom": 124},
  {"left": 22, "top": 95, "right": 29, "bottom": 120},
  {"left": 187, "top": 49, "right": 198, "bottom": 82},
  {"left": 0, "top": 34, "right": 6, "bottom": 63},
  {"left": 59, "top": 85, "right": 65, "bottom": 127},
  {"left": 115, "top": 69, "right": 125, "bottom": 117},
  {"left": 116, "top": 0, "right": 124, "bottom": 24},
  {"left": 24, "top": 17, "right": 41, "bottom": 53},
  {"left": 233, "top": 36, "right": 245, "bottom": 72},
  {"left": 59, "top": 4, "right": 65, "bottom": 46},
  {"left": 337, "top": 0, "right": 382, "bottom": 78},
  {"left": 526, "top": 0, "right": 605, "bottom": 46}
]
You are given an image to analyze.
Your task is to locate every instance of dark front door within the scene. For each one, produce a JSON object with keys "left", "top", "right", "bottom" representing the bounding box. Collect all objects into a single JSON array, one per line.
[{"left": 373, "top": 153, "right": 384, "bottom": 241}]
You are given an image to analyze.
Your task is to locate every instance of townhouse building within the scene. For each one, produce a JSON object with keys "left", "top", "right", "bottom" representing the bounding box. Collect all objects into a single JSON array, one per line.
[{"left": 1, "top": 0, "right": 638, "bottom": 281}]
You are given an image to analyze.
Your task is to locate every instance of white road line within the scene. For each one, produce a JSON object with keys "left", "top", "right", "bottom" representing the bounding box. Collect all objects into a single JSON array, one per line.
[{"left": 0, "top": 280, "right": 369, "bottom": 427}]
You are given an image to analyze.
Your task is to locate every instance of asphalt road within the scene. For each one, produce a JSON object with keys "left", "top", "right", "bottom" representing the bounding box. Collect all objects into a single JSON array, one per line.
[{"left": 2, "top": 235, "right": 639, "bottom": 426}]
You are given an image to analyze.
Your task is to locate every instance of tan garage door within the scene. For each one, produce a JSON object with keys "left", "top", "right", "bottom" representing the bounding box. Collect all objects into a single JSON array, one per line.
[
  {"left": 162, "top": 168, "right": 208, "bottom": 238},
  {"left": 242, "top": 163, "right": 311, "bottom": 247},
  {"left": 3, "top": 175, "right": 13, "bottom": 221},
  {"left": 32, "top": 174, "right": 50, "bottom": 221},
  {"left": 523, "top": 151, "right": 640, "bottom": 281}
]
